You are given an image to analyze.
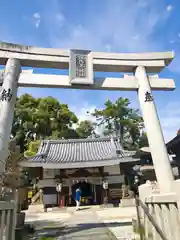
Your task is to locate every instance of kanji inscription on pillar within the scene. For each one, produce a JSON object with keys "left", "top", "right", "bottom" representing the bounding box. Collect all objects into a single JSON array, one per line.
[
  {"left": 145, "top": 91, "right": 153, "bottom": 102},
  {"left": 0, "top": 88, "right": 12, "bottom": 102},
  {"left": 69, "top": 49, "right": 93, "bottom": 85},
  {"left": 76, "top": 54, "right": 87, "bottom": 78}
]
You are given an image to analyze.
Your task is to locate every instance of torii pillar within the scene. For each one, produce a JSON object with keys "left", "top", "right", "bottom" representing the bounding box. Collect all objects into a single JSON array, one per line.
[
  {"left": 135, "top": 66, "right": 174, "bottom": 193},
  {"left": 0, "top": 58, "right": 21, "bottom": 174}
]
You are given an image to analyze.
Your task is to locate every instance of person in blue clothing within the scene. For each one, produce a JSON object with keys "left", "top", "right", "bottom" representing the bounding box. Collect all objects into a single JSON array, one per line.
[{"left": 75, "top": 187, "right": 81, "bottom": 211}]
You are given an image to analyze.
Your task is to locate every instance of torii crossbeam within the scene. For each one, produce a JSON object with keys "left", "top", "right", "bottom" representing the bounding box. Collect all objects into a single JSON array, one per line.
[{"left": 0, "top": 42, "right": 176, "bottom": 193}]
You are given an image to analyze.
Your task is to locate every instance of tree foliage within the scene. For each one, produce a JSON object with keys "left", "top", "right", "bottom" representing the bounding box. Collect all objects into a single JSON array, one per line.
[
  {"left": 24, "top": 140, "right": 41, "bottom": 157},
  {"left": 76, "top": 120, "right": 97, "bottom": 138},
  {"left": 138, "top": 132, "right": 149, "bottom": 149},
  {"left": 11, "top": 94, "right": 148, "bottom": 154},
  {"left": 12, "top": 94, "right": 78, "bottom": 152},
  {"left": 0, "top": 141, "right": 26, "bottom": 188},
  {"left": 91, "top": 97, "right": 146, "bottom": 150}
]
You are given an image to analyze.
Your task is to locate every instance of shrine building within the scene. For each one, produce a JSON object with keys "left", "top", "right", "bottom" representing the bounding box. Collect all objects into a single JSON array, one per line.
[
  {"left": 20, "top": 137, "right": 140, "bottom": 207},
  {"left": 136, "top": 135, "right": 180, "bottom": 182}
]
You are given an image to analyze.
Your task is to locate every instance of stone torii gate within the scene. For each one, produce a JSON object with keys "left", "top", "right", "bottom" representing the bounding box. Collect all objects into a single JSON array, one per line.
[{"left": 0, "top": 42, "right": 175, "bottom": 194}]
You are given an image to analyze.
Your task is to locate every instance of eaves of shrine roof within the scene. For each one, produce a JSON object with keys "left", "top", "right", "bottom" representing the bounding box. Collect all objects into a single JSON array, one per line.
[
  {"left": 166, "top": 134, "right": 180, "bottom": 149},
  {"left": 21, "top": 137, "right": 139, "bottom": 168}
]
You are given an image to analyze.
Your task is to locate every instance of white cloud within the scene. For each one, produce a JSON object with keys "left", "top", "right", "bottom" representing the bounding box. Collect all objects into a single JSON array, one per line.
[
  {"left": 170, "top": 39, "right": 175, "bottom": 44},
  {"left": 166, "top": 4, "right": 174, "bottom": 12},
  {"left": 73, "top": 103, "right": 96, "bottom": 123},
  {"left": 132, "top": 35, "right": 140, "bottom": 41},
  {"left": 33, "top": 12, "right": 41, "bottom": 28},
  {"left": 105, "top": 44, "right": 112, "bottom": 52},
  {"left": 56, "top": 13, "right": 65, "bottom": 26},
  {"left": 137, "top": 0, "right": 149, "bottom": 8},
  {"left": 71, "top": 102, "right": 104, "bottom": 136},
  {"left": 40, "top": 1, "right": 65, "bottom": 40},
  {"left": 168, "top": 56, "right": 180, "bottom": 73},
  {"left": 47, "top": 1, "right": 170, "bottom": 53}
]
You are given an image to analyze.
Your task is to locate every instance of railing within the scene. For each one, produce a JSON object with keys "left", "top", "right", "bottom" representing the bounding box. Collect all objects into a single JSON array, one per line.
[
  {"left": 135, "top": 194, "right": 180, "bottom": 240},
  {"left": 0, "top": 190, "right": 17, "bottom": 240},
  {"left": 0, "top": 202, "right": 16, "bottom": 240}
]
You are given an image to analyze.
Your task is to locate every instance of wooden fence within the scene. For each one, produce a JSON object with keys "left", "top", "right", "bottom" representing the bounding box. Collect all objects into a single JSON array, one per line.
[
  {"left": 135, "top": 194, "right": 180, "bottom": 240},
  {"left": 0, "top": 190, "right": 17, "bottom": 240}
]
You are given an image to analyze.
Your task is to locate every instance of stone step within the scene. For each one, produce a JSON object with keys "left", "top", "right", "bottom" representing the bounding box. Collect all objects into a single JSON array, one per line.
[
  {"left": 120, "top": 198, "right": 135, "bottom": 207},
  {"left": 27, "top": 204, "right": 44, "bottom": 213}
]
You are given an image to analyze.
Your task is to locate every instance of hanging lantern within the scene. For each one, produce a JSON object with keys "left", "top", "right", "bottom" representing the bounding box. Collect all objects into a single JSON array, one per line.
[
  {"left": 134, "top": 175, "right": 140, "bottom": 184},
  {"left": 102, "top": 179, "right": 108, "bottom": 190},
  {"left": 56, "top": 182, "right": 62, "bottom": 192},
  {"left": 55, "top": 179, "right": 63, "bottom": 192}
]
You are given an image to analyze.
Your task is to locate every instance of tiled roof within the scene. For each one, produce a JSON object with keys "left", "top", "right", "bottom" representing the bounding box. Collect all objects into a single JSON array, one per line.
[{"left": 26, "top": 137, "right": 138, "bottom": 168}]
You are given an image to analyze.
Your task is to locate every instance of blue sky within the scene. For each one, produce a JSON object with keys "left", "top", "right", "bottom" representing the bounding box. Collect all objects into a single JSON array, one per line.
[{"left": 0, "top": 0, "right": 180, "bottom": 141}]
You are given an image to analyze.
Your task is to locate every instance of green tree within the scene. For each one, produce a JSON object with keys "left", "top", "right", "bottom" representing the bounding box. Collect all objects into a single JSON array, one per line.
[
  {"left": 138, "top": 132, "right": 149, "bottom": 149},
  {"left": 24, "top": 140, "right": 41, "bottom": 157},
  {"left": 76, "top": 120, "right": 97, "bottom": 138},
  {"left": 12, "top": 94, "right": 78, "bottom": 152},
  {"left": 12, "top": 94, "right": 39, "bottom": 152},
  {"left": 91, "top": 97, "right": 144, "bottom": 149}
]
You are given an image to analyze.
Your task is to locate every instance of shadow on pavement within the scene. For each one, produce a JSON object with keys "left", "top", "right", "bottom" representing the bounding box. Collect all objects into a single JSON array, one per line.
[
  {"left": 28, "top": 219, "right": 132, "bottom": 239},
  {"left": 78, "top": 207, "right": 91, "bottom": 211}
]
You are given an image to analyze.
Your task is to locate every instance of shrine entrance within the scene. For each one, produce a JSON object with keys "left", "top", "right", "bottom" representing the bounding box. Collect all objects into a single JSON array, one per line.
[
  {"left": 0, "top": 42, "right": 176, "bottom": 193},
  {"left": 71, "top": 181, "right": 93, "bottom": 206}
]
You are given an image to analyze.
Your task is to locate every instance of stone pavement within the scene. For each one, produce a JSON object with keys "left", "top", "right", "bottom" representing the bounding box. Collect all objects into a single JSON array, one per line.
[
  {"left": 96, "top": 207, "right": 137, "bottom": 239},
  {"left": 56, "top": 208, "right": 117, "bottom": 239},
  {"left": 25, "top": 206, "right": 137, "bottom": 239}
]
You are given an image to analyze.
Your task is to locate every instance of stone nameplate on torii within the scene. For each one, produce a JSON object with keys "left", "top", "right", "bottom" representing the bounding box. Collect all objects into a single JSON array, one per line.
[{"left": 69, "top": 49, "right": 93, "bottom": 85}]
